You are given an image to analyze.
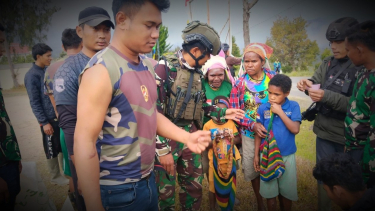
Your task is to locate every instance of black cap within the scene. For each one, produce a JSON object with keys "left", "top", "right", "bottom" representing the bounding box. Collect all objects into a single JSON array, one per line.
[
  {"left": 221, "top": 43, "right": 230, "bottom": 51},
  {"left": 326, "top": 17, "right": 358, "bottom": 41},
  {"left": 78, "top": 6, "right": 114, "bottom": 29}
]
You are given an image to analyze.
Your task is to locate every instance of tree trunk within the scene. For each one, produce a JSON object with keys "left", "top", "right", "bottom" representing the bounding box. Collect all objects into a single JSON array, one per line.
[
  {"left": 243, "top": 0, "right": 250, "bottom": 46},
  {"left": 4, "top": 35, "right": 20, "bottom": 88},
  {"left": 243, "top": 0, "right": 259, "bottom": 47}
]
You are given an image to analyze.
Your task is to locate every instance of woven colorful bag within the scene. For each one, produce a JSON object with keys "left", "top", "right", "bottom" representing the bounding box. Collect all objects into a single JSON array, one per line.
[{"left": 260, "top": 112, "right": 285, "bottom": 182}]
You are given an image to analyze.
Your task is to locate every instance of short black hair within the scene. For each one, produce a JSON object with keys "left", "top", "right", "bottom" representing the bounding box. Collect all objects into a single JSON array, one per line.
[
  {"left": 313, "top": 153, "right": 366, "bottom": 192},
  {"left": 32, "top": 43, "right": 52, "bottom": 60},
  {"left": 268, "top": 74, "right": 292, "bottom": 93},
  {"left": 61, "top": 28, "right": 82, "bottom": 50},
  {"left": 112, "top": 0, "right": 170, "bottom": 23},
  {"left": 346, "top": 20, "right": 375, "bottom": 52},
  {"left": 0, "top": 23, "right": 4, "bottom": 32},
  {"left": 182, "top": 41, "right": 210, "bottom": 55}
]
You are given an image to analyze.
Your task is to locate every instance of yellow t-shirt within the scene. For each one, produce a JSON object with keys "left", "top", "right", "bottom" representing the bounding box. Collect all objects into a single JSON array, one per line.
[{"left": 203, "top": 120, "right": 241, "bottom": 193}]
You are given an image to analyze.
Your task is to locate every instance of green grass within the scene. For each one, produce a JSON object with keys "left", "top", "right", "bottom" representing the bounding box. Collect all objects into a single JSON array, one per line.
[{"left": 284, "top": 70, "right": 313, "bottom": 77}]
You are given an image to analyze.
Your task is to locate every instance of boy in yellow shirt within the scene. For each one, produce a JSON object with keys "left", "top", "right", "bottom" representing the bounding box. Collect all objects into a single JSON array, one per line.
[{"left": 203, "top": 96, "right": 241, "bottom": 211}]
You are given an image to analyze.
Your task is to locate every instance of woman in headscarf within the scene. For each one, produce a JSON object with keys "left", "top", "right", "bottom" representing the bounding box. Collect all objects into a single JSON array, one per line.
[
  {"left": 201, "top": 52, "right": 241, "bottom": 209},
  {"left": 230, "top": 43, "right": 275, "bottom": 211}
]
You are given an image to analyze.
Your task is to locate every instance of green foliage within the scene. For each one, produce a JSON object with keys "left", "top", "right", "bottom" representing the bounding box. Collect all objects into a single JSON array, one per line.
[
  {"left": 0, "top": 0, "right": 60, "bottom": 47},
  {"left": 282, "top": 65, "right": 293, "bottom": 73},
  {"left": 231, "top": 36, "right": 241, "bottom": 57},
  {"left": 59, "top": 51, "right": 67, "bottom": 59},
  {"left": 0, "top": 54, "right": 33, "bottom": 64},
  {"left": 158, "top": 25, "right": 172, "bottom": 57},
  {"left": 320, "top": 48, "right": 332, "bottom": 61},
  {"left": 266, "top": 17, "right": 320, "bottom": 72}
]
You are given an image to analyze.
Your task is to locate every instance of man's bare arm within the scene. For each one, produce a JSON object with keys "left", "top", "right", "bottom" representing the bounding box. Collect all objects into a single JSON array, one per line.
[
  {"left": 74, "top": 64, "right": 112, "bottom": 211},
  {"left": 156, "top": 112, "right": 210, "bottom": 154}
]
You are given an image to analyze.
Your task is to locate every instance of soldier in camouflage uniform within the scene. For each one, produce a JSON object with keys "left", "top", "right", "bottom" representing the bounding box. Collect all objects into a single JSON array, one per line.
[
  {"left": 344, "top": 20, "right": 375, "bottom": 188},
  {"left": 155, "top": 21, "right": 244, "bottom": 211},
  {"left": 0, "top": 23, "right": 22, "bottom": 210}
]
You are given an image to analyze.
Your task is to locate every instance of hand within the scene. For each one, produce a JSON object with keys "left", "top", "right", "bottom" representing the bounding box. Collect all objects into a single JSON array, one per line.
[
  {"left": 185, "top": 130, "right": 211, "bottom": 154},
  {"left": 297, "top": 79, "right": 312, "bottom": 92},
  {"left": 43, "top": 123, "right": 54, "bottom": 135},
  {"left": 159, "top": 153, "right": 175, "bottom": 176},
  {"left": 270, "top": 103, "right": 282, "bottom": 115},
  {"left": 253, "top": 155, "right": 260, "bottom": 172},
  {"left": 308, "top": 89, "right": 324, "bottom": 102},
  {"left": 0, "top": 177, "right": 9, "bottom": 204},
  {"left": 225, "top": 109, "right": 245, "bottom": 122},
  {"left": 253, "top": 123, "right": 267, "bottom": 138}
]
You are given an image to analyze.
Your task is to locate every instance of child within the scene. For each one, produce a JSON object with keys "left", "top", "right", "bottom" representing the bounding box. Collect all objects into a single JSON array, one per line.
[
  {"left": 253, "top": 74, "right": 301, "bottom": 211},
  {"left": 203, "top": 96, "right": 241, "bottom": 211},
  {"left": 344, "top": 20, "right": 375, "bottom": 188}
]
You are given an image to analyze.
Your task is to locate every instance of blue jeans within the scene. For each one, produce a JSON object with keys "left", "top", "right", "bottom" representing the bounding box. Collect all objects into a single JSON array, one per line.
[
  {"left": 0, "top": 161, "right": 21, "bottom": 211},
  {"left": 100, "top": 172, "right": 158, "bottom": 211},
  {"left": 316, "top": 137, "right": 345, "bottom": 184}
]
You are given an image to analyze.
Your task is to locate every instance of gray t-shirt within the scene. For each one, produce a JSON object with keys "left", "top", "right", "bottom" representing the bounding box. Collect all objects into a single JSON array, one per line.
[{"left": 53, "top": 52, "right": 90, "bottom": 106}]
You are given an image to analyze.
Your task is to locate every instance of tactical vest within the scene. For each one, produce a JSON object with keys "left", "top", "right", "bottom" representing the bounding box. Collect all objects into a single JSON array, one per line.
[
  {"left": 318, "top": 57, "right": 361, "bottom": 120},
  {"left": 162, "top": 56, "right": 205, "bottom": 127}
]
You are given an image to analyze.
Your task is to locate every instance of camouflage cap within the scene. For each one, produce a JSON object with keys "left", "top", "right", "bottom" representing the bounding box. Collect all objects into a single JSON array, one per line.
[
  {"left": 182, "top": 20, "right": 221, "bottom": 56},
  {"left": 326, "top": 17, "right": 358, "bottom": 41}
]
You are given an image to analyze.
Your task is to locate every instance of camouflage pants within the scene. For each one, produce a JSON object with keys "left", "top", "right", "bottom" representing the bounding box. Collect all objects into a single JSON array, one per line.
[{"left": 156, "top": 124, "right": 203, "bottom": 211}]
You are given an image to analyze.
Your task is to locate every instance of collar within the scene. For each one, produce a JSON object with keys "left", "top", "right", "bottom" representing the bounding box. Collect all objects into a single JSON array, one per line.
[
  {"left": 265, "top": 98, "right": 290, "bottom": 110},
  {"left": 32, "top": 62, "right": 45, "bottom": 71}
]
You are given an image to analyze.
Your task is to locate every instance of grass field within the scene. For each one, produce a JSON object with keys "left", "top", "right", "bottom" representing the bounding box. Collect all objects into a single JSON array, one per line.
[{"left": 284, "top": 71, "right": 313, "bottom": 77}]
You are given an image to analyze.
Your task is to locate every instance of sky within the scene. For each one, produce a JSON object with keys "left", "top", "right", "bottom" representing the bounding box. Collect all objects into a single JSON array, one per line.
[{"left": 44, "top": 0, "right": 375, "bottom": 58}]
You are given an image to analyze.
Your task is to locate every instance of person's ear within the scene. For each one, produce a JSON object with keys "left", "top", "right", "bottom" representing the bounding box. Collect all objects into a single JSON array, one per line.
[
  {"left": 116, "top": 11, "right": 129, "bottom": 30},
  {"left": 61, "top": 44, "right": 66, "bottom": 52},
  {"left": 285, "top": 91, "right": 290, "bottom": 98},
  {"left": 36, "top": 54, "right": 41, "bottom": 61},
  {"left": 332, "top": 185, "right": 344, "bottom": 199},
  {"left": 191, "top": 47, "right": 200, "bottom": 57},
  {"left": 76, "top": 25, "right": 83, "bottom": 39}
]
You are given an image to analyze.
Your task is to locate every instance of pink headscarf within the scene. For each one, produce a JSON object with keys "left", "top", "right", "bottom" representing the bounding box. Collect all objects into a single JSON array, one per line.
[{"left": 202, "top": 50, "right": 235, "bottom": 85}]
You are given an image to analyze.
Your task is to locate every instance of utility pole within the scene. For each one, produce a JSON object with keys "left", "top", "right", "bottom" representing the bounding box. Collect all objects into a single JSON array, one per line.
[
  {"left": 189, "top": 0, "right": 194, "bottom": 21},
  {"left": 228, "top": 0, "right": 231, "bottom": 53},
  {"left": 207, "top": 0, "right": 210, "bottom": 24}
]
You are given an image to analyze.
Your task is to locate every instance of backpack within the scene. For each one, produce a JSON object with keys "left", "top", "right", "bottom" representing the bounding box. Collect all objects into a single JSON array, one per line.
[{"left": 161, "top": 55, "right": 205, "bottom": 127}]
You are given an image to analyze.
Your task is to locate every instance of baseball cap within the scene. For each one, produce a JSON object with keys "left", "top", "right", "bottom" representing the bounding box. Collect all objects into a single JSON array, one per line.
[{"left": 78, "top": 6, "right": 114, "bottom": 29}]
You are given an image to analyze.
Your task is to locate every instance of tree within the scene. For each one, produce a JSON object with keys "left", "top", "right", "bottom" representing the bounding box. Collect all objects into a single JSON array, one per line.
[
  {"left": 320, "top": 48, "right": 332, "bottom": 61},
  {"left": 0, "top": 0, "right": 59, "bottom": 87},
  {"left": 59, "top": 51, "right": 67, "bottom": 59},
  {"left": 158, "top": 25, "right": 172, "bottom": 58},
  {"left": 266, "top": 17, "right": 319, "bottom": 72},
  {"left": 243, "top": 0, "right": 259, "bottom": 46},
  {"left": 231, "top": 36, "right": 241, "bottom": 57}
]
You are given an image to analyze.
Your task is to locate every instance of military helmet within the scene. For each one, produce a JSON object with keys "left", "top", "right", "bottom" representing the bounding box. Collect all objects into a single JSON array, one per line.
[
  {"left": 221, "top": 43, "right": 230, "bottom": 51},
  {"left": 326, "top": 17, "right": 359, "bottom": 41},
  {"left": 182, "top": 20, "right": 221, "bottom": 56}
]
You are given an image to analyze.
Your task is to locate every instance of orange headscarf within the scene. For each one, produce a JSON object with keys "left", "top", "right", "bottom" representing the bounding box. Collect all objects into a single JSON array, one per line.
[{"left": 237, "top": 43, "right": 273, "bottom": 77}]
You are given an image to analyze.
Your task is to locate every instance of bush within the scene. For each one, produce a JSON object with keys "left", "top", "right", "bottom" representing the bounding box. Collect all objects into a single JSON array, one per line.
[{"left": 282, "top": 65, "right": 293, "bottom": 73}]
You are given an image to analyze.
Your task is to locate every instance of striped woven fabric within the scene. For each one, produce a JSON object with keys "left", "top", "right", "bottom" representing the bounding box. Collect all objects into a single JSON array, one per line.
[
  {"left": 260, "top": 113, "right": 285, "bottom": 182},
  {"left": 213, "top": 149, "right": 237, "bottom": 211}
]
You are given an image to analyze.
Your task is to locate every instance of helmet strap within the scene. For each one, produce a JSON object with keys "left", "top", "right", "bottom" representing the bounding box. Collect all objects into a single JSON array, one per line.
[{"left": 187, "top": 50, "right": 207, "bottom": 70}]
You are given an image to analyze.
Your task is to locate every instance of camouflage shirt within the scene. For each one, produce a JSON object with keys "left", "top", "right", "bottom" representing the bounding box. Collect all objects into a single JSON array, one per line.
[
  {"left": 0, "top": 89, "right": 21, "bottom": 166},
  {"left": 80, "top": 45, "right": 157, "bottom": 185},
  {"left": 345, "top": 68, "right": 375, "bottom": 176}
]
